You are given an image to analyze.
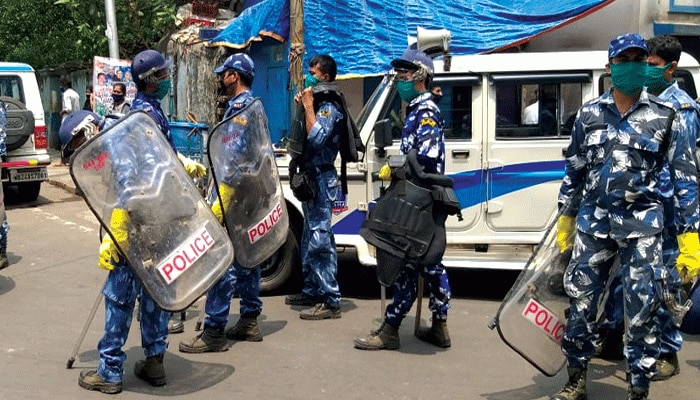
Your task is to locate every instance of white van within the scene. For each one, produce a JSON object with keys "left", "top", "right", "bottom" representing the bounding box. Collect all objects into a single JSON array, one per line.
[
  {"left": 260, "top": 50, "right": 700, "bottom": 292},
  {"left": 0, "top": 62, "right": 50, "bottom": 202}
]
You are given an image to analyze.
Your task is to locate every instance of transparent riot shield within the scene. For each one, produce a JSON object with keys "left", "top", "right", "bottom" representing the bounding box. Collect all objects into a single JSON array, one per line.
[
  {"left": 70, "top": 111, "right": 234, "bottom": 312},
  {"left": 207, "top": 99, "right": 288, "bottom": 268},
  {"left": 488, "top": 193, "right": 580, "bottom": 376}
]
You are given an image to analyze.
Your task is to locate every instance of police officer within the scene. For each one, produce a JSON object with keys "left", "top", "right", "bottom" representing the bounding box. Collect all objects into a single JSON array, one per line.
[
  {"left": 354, "top": 48, "right": 452, "bottom": 350},
  {"left": 553, "top": 33, "right": 700, "bottom": 400},
  {"left": 283, "top": 55, "right": 344, "bottom": 320},
  {"left": 0, "top": 99, "right": 9, "bottom": 270},
  {"left": 78, "top": 49, "right": 204, "bottom": 394},
  {"left": 179, "top": 53, "right": 266, "bottom": 353}
]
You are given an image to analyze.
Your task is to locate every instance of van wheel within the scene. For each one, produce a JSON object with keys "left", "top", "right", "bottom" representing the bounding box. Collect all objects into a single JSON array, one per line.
[
  {"left": 16, "top": 182, "right": 40, "bottom": 202},
  {"left": 259, "top": 227, "right": 300, "bottom": 294},
  {"left": 0, "top": 96, "right": 35, "bottom": 152}
]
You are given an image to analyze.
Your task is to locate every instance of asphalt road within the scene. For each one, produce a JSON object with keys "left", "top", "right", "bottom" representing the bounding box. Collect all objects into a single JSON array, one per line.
[{"left": 0, "top": 159, "right": 699, "bottom": 399}]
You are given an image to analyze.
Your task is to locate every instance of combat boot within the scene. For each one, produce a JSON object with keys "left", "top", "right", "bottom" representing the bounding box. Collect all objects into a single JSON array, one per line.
[
  {"left": 134, "top": 353, "right": 166, "bottom": 386},
  {"left": 627, "top": 386, "right": 648, "bottom": 400},
  {"left": 550, "top": 367, "right": 587, "bottom": 400},
  {"left": 651, "top": 352, "right": 679, "bottom": 381},
  {"left": 179, "top": 327, "right": 228, "bottom": 353},
  {"left": 353, "top": 322, "right": 400, "bottom": 350},
  {"left": 0, "top": 247, "right": 9, "bottom": 270},
  {"left": 78, "top": 369, "right": 122, "bottom": 394},
  {"left": 415, "top": 319, "right": 451, "bottom": 348},
  {"left": 225, "top": 317, "right": 263, "bottom": 342}
]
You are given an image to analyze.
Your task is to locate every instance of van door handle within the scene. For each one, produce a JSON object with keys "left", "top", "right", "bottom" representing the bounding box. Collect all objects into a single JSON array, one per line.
[
  {"left": 452, "top": 150, "right": 470, "bottom": 158},
  {"left": 562, "top": 148, "right": 567, "bottom": 156}
]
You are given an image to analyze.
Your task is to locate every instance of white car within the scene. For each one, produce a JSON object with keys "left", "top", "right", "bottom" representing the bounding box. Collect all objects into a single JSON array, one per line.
[{"left": 0, "top": 62, "right": 50, "bottom": 202}]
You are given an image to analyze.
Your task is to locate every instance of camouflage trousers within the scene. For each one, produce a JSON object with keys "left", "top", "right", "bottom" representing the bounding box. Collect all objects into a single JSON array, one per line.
[
  {"left": 97, "top": 262, "right": 169, "bottom": 383},
  {"left": 204, "top": 262, "right": 262, "bottom": 330},
  {"left": 385, "top": 263, "right": 451, "bottom": 328},
  {"left": 563, "top": 231, "right": 663, "bottom": 389}
]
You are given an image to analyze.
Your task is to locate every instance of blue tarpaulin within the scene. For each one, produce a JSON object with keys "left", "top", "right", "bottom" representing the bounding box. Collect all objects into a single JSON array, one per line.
[{"left": 210, "top": 0, "right": 614, "bottom": 76}]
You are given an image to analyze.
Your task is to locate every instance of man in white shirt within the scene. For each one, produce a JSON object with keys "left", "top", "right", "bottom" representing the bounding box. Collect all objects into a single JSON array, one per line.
[{"left": 58, "top": 78, "right": 81, "bottom": 165}]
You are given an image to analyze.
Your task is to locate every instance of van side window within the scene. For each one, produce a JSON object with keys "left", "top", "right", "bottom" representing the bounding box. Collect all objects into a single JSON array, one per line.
[
  {"left": 492, "top": 72, "right": 589, "bottom": 139},
  {"left": 432, "top": 75, "right": 480, "bottom": 141},
  {"left": 0, "top": 76, "right": 25, "bottom": 104}
]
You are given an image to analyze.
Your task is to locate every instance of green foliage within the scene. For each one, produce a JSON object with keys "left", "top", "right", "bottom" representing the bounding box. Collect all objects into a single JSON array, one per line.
[{"left": 0, "top": 0, "right": 190, "bottom": 69}]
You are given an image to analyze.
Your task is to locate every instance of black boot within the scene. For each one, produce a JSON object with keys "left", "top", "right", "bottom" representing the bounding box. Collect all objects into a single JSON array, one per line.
[
  {"left": 415, "top": 319, "right": 451, "bottom": 348},
  {"left": 550, "top": 367, "right": 587, "bottom": 400},
  {"left": 627, "top": 386, "right": 648, "bottom": 400},
  {"left": 0, "top": 247, "right": 9, "bottom": 270},
  {"left": 134, "top": 353, "right": 166, "bottom": 386}
]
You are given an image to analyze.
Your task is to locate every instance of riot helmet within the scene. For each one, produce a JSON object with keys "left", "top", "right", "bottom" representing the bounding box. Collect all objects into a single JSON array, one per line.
[
  {"left": 131, "top": 49, "right": 171, "bottom": 86},
  {"left": 59, "top": 110, "right": 101, "bottom": 150}
]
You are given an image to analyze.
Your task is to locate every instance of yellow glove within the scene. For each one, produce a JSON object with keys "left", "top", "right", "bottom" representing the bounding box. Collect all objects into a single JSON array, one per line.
[
  {"left": 177, "top": 152, "right": 207, "bottom": 178},
  {"left": 98, "top": 234, "right": 118, "bottom": 271},
  {"left": 556, "top": 215, "right": 575, "bottom": 253},
  {"left": 97, "top": 208, "right": 130, "bottom": 270},
  {"left": 211, "top": 183, "right": 235, "bottom": 224},
  {"left": 378, "top": 164, "right": 392, "bottom": 181},
  {"left": 676, "top": 232, "right": 700, "bottom": 285}
]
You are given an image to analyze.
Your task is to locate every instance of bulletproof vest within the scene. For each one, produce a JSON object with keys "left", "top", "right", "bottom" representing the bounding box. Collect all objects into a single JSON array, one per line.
[{"left": 360, "top": 151, "right": 461, "bottom": 286}]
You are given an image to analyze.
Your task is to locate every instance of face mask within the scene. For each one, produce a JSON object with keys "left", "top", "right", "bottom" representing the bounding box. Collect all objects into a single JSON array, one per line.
[
  {"left": 112, "top": 94, "right": 124, "bottom": 104},
  {"left": 304, "top": 73, "right": 320, "bottom": 88},
  {"left": 151, "top": 79, "right": 171, "bottom": 100},
  {"left": 432, "top": 94, "right": 443, "bottom": 104},
  {"left": 644, "top": 62, "right": 672, "bottom": 95},
  {"left": 397, "top": 80, "right": 420, "bottom": 103},
  {"left": 609, "top": 61, "right": 647, "bottom": 95}
]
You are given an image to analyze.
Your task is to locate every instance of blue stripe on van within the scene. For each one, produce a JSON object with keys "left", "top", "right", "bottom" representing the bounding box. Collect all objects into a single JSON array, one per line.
[
  {"left": 331, "top": 159, "right": 566, "bottom": 235},
  {"left": 0, "top": 64, "right": 33, "bottom": 72}
]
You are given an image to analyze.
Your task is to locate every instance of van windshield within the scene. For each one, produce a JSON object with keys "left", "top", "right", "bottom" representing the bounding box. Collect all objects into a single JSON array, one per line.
[{"left": 356, "top": 74, "right": 392, "bottom": 129}]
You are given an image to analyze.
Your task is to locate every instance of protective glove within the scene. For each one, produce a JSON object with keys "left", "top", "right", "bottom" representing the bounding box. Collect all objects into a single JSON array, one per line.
[
  {"left": 676, "top": 232, "right": 700, "bottom": 285},
  {"left": 177, "top": 152, "right": 207, "bottom": 178},
  {"left": 556, "top": 215, "right": 576, "bottom": 253},
  {"left": 378, "top": 164, "right": 392, "bottom": 181},
  {"left": 211, "top": 183, "right": 235, "bottom": 224},
  {"left": 98, "top": 208, "right": 130, "bottom": 270}
]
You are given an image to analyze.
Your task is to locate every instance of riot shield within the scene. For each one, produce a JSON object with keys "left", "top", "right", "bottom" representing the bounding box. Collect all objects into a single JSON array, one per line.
[
  {"left": 207, "top": 99, "right": 289, "bottom": 268},
  {"left": 70, "top": 111, "right": 234, "bottom": 312},
  {"left": 488, "top": 193, "right": 580, "bottom": 377}
]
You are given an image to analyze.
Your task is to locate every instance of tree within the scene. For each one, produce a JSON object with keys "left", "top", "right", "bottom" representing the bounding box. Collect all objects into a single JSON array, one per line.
[{"left": 0, "top": 0, "right": 190, "bottom": 69}]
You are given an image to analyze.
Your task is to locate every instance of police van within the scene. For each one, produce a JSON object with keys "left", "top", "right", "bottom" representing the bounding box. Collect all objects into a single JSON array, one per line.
[{"left": 261, "top": 50, "right": 700, "bottom": 292}]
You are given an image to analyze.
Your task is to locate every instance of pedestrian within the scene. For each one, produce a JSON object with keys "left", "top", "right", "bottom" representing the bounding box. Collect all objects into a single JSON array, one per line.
[
  {"left": 106, "top": 82, "right": 130, "bottom": 116},
  {"left": 596, "top": 34, "right": 700, "bottom": 380},
  {"left": 0, "top": 99, "right": 9, "bottom": 270},
  {"left": 57, "top": 78, "right": 81, "bottom": 166},
  {"left": 179, "top": 53, "right": 266, "bottom": 353},
  {"left": 353, "top": 48, "right": 452, "bottom": 350},
  {"left": 283, "top": 55, "right": 344, "bottom": 320},
  {"left": 83, "top": 85, "right": 94, "bottom": 111},
  {"left": 77, "top": 49, "right": 204, "bottom": 395},
  {"left": 552, "top": 33, "right": 700, "bottom": 400}
]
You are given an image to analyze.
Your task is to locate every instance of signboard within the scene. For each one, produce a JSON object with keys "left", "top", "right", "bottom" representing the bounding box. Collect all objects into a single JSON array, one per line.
[{"left": 91, "top": 56, "right": 136, "bottom": 116}]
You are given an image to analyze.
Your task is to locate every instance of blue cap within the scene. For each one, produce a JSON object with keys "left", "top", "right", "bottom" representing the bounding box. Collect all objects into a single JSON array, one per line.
[
  {"left": 213, "top": 53, "right": 255, "bottom": 78},
  {"left": 608, "top": 33, "right": 649, "bottom": 59},
  {"left": 391, "top": 48, "right": 434, "bottom": 75},
  {"left": 59, "top": 110, "right": 100, "bottom": 146}
]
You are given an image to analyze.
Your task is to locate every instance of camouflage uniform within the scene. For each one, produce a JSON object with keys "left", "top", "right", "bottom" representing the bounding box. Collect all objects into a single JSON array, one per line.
[
  {"left": 299, "top": 100, "right": 342, "bottom": 309},
  {"left": 0, "top": 101, "right": 8, "bottom": 250},
  {"left": 96, "top": 94, "right": 173, "bottom": 383},
  {"left": 558, "top": 88, "right": 698, "bottom": 389},
  {"left": 384, "top": 92, "right": 451, "bottom": 328},
  {"left": 202, "top": 90, "right": 264, "bottom": 329},
  {"left": 601, "top": 81, "right": 700, "bottom": 357}
]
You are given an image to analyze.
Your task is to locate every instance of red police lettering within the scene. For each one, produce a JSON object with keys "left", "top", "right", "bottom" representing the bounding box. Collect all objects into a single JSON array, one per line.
[
  {"left": 522, "top": 299, "right": 565, "bottom": 342},
  {"left": 248, "top": 203, "right": 283, "bottom": 244},
  {"left": 157, "top": 228, "right": 215, "bottom": 284}
]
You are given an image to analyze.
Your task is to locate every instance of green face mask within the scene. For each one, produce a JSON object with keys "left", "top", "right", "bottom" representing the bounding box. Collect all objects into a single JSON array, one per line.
[
  {"left": 644, "top": 62, "right": 672, "bottom": 95},
  {"left": 151, "top": 79, "right": 171, "bottom": 100},
  {"left": 396, "top": 80, "right": 419, "bottom": 103},
  {"left": 304, "top": 73, "right": 320, "bottom": 88},
  {"left": 609, "top": 61, "right": 647, "bottom": 95}
]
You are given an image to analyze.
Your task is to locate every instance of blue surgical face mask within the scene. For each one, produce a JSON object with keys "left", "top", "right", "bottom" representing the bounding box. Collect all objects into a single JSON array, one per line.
[
  {"left": 151, "top": 79, "right": 171, "bottom": 100},
  {"left": 396, "top": 80, "right": 420, "bottom": 103},
  {"left": 304, "top": 73, "right": 320, "bottom": 88},
  {"left": 644, "top": 62, "right": 672, "bottom": 95},
  {"left": 609, "top": 61, "right": 647, "bottom": 95}
]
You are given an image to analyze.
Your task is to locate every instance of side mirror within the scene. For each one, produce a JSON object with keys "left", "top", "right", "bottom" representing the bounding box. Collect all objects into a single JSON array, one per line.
[{"left": 373, "top": 118, "right": 392, "bottom": 149}]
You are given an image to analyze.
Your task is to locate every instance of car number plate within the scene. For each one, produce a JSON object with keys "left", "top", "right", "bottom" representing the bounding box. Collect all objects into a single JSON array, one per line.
[{"left": 9, "top": 168, "right": 47, "bottom": 182}]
